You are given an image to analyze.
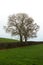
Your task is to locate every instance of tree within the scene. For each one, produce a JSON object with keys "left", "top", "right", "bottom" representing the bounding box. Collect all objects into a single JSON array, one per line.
[
  {"left": 4, "top": 13, "right": 39, "bottom": 43},
  {"left": 21, "top": 18, "right": 39, "bottom": 43}
]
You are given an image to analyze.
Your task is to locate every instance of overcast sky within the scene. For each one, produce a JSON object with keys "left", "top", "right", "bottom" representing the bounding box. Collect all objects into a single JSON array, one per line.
[{"left": 0, "top": 0, "right": 43, "bottom": 41}]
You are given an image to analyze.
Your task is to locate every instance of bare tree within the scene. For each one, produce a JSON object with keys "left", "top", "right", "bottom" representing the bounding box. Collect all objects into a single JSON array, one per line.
[
  {"left": 4, "top": 13, "right": 39, "bottom": 43},
  {"left": 21, "top": 18, "right": 39, "bottom": 43},
  {"left": 4, "top": 13, "right": 28, "bottom": 42}
]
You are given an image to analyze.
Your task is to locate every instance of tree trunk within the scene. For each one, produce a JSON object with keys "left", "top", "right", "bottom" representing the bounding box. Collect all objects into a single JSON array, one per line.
[
  {"left": 20, "top": 35, "right": 22, "bottom": 42},
  {"left": 25, "top": 37, "right": 27, "bottom": 44}
]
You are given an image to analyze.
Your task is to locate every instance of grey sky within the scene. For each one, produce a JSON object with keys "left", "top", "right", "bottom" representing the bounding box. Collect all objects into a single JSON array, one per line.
[{"left": 0, "top": 0, "right": 43, "bottom": 41}]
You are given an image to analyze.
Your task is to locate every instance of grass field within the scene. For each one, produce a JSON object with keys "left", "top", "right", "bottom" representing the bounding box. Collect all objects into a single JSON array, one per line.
[
  {"left": 0, "top": 44, "right": 43, "bottom": 65},
  {"left": 0, "top": 38, "right": 19, "bottom": 43}
]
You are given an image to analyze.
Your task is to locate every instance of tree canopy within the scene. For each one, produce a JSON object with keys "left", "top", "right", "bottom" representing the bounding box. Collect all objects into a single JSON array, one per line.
[{"left": 4, "top": 13, "right": 39, "bottom": 43}]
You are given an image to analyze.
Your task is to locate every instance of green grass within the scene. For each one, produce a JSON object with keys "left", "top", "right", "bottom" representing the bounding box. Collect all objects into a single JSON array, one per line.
[
  {"left": 0, "top": 44, "right": 43, "bottom": 65},
  {"left": 0, "top": 38, "right": 19, "bottom": 43}
]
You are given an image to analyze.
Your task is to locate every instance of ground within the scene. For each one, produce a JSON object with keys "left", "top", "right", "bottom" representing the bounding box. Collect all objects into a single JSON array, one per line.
[
  {"left": 0, "top": 44, "right": 43, "bottom": 65},
  {"left": 0, "top": 38, "right": 19, "bottom": 43}
]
